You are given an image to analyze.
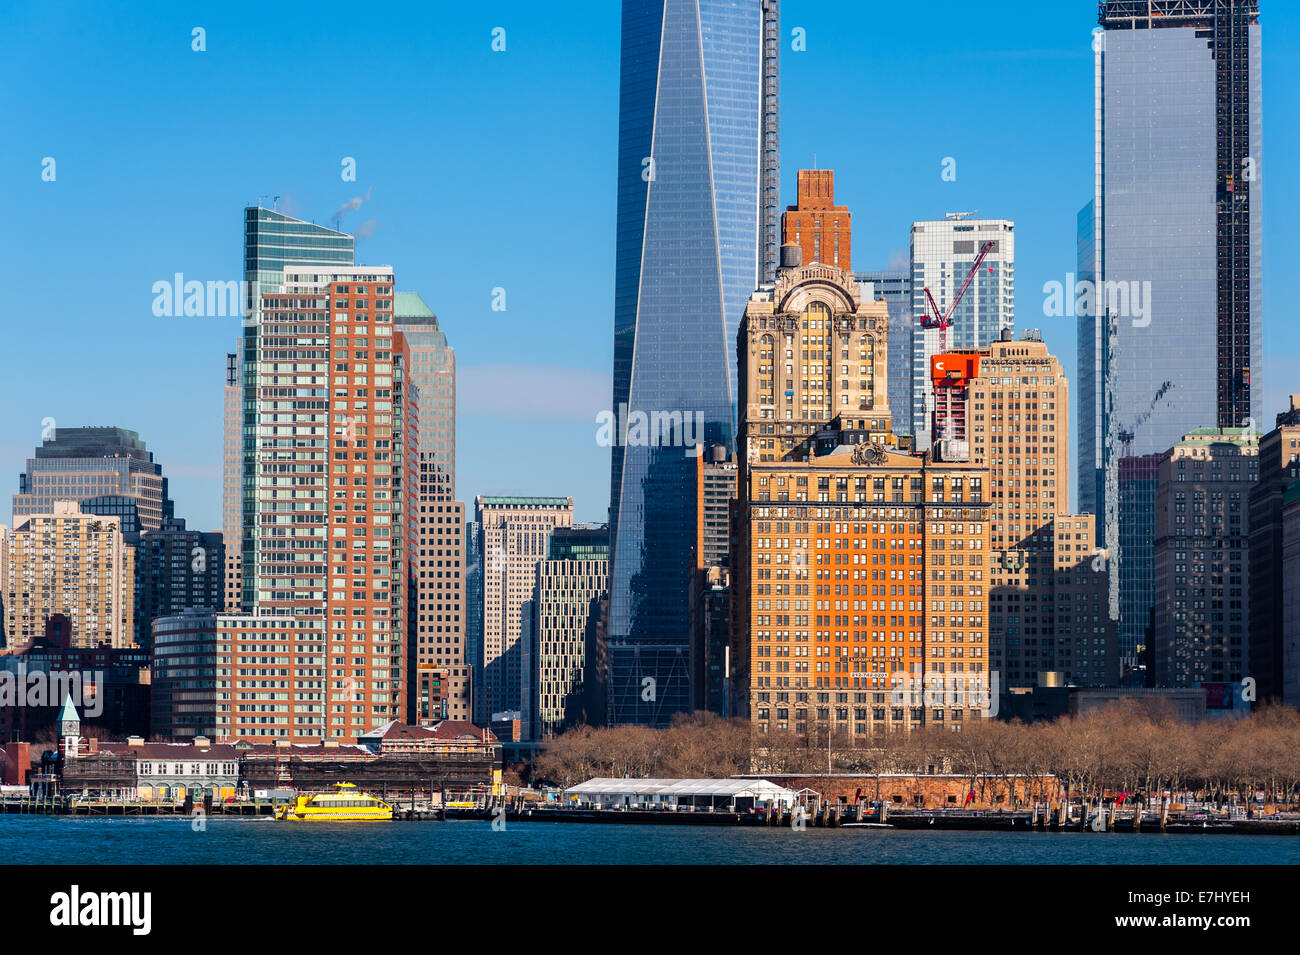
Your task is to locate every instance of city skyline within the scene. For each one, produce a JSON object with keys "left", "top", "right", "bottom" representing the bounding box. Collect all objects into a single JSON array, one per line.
[
  {"left": 7, "top": 1, "right": 1297, "bottom": 534},
  {"left": 6, "top": 0, "right": 1300, "bottom": 905}
]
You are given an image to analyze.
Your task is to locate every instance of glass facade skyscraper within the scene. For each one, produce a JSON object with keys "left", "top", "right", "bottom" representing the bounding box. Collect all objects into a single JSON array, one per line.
[
  {"left": 608, "top": 0, "right": 778, "bottom": 726},
  {"left": 1080, "top": 1, "right": 1262, "bottom": 620},
  {"left": 242, "top": 207, "right": 355, "bottom": 306}
]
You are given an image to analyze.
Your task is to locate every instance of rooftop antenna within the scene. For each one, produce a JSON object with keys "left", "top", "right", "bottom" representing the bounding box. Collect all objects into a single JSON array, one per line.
[
  {"left": 945, "top": 210, "right": 979, "bottom": 220},
  {"left": 272, "top": 195, "right": 281, "bottom": 212},
  {"left": 257, "top": 194, "right": 268, "bottom": 209}
]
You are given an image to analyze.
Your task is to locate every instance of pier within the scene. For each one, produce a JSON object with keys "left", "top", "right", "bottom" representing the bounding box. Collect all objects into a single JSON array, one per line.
[
  {"left": 437, "top": 799, "right": 1300, "bottom": 835},
  {"left": 6, "top": 792, "right": 1298, "bottom": 834},
  {"left": 0, "top": 795, "right": 277, "bottom": 817}
]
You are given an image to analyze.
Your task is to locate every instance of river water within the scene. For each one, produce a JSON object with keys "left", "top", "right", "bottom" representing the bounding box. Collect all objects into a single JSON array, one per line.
[{"left": 3, "top": 817, "right": 1297, "bottom": 864}]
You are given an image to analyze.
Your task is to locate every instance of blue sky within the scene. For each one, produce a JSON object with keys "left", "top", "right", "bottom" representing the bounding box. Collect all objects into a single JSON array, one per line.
[{"left": 2, "top": 0, "right": 1296, "bottom": 529}]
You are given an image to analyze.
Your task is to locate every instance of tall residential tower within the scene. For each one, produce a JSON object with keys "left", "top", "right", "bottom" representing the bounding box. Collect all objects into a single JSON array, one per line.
[
  {"left": 235, "top": 206, "right": 355, "bottom": 611},
  {"left": 910, "top": 217, "right": 1015, "bottom": 450}
]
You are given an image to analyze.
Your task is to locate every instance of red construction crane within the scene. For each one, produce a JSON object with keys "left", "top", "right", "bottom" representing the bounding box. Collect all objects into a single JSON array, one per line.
[{"left": 920, "top": 240, "right": 995, "bottom": 350}]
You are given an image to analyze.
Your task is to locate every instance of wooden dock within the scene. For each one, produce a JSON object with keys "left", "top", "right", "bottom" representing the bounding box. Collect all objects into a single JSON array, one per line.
[
  {"left": 5, "top": 794, "right": 1297, "bottom": 834},
  {"left": 442, "top": 801, "right": 1300, "bottom": 834}
]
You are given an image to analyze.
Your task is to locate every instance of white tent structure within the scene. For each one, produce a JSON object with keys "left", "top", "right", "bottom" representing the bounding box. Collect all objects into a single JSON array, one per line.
[{"left": 564, "top": 777, "right": 796, "bottom": 811}]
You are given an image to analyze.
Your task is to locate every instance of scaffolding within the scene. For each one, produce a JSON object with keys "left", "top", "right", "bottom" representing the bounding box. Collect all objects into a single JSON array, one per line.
[
  {"left": 1099, "top": 0, "right": 1257, "bottom": 26},
  {"left": 1211, "top": 1, "right": 1257, "bottom": 429},
  {"left": 759, "top": 0, "right": 780, "bottom": 284}
]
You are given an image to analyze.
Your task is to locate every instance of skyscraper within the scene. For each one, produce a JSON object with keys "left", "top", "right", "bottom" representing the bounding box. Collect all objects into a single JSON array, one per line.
[
  {"left": 1117, "top": 452, "right": 1162, "bottom": 684},
  {"left": 1153, "top": 428, "right": 1258, "bottom": 687},
  {"left": 1247, "top": 395, "right": 1300, "bottom": 701},
  {"left": 957, "top": 332, "right": 1116, "bottom": 690},
  {"left": 472, "top": 496, "right": 573, "bottom": 725},
  {"left": 13, "top": 427, "right": 173, "bottom": 543},
  {"left": 189, "top": 263, "right": 415, "bottom": 740},
  {"left": 397, "top": 292, "right": 469, "bottom": 723},
  {"left": 1080, "top": 1, "right": 1262, "bottom": 618},
  {"left": 691, "top": 446, "right": 737, "bottom": 714},
  {"left": 909, "top": 217, "right": 1015, "bottom": 449},
  {"left": 525, "top": 525, "right": 610, "bottom": 740},
  {"left": 235, "top": 206, "right": 355, "bottom": 611},
  {"left": 1282, "top": 485, "right": 1300, "bottom": 708},
  {"left": 733, "top": 240, "right": 993, "bottom": 737},
  {"left": 696, "top": 446, "right": 737, "bottom": 572},
  {"left": 608, "top": 0, "right": 779, "bottom": 725},
  {"left": 396, "top": 293, "right": 456, "bottom": 497}
]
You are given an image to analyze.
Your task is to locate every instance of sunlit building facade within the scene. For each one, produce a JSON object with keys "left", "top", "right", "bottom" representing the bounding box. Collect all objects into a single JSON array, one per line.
[{"left": 2, "top": 502, "right": 135, "bottom": 651}]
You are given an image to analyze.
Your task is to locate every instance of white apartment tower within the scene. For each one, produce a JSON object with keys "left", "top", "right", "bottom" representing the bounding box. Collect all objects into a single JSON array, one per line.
[{"left": 910, "top": 217, "right": 1015, "bottom": 449}]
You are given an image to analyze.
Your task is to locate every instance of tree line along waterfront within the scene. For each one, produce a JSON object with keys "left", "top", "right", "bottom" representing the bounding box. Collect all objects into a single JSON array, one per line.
[{"left": 530, "top": 704, "right": 1300, "bottom": 812}]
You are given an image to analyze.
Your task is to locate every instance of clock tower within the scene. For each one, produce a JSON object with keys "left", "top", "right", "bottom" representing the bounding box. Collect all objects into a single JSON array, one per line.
[{"left": 57, "top": 696, "right": 81, "bottom": 759}]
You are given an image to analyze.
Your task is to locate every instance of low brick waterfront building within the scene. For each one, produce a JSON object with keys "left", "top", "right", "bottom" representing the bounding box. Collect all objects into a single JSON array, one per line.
[
  {"left": 45, "top": 721, "right": 501, "bottom": 800},
  {"left": 243, "top": 721, "right": 500, "bottom": 796}
]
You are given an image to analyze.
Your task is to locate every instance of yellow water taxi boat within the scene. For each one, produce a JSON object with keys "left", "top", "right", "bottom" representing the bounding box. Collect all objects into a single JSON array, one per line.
[{"left": 274, "top": 783, "right": 394, "bottom": 821}]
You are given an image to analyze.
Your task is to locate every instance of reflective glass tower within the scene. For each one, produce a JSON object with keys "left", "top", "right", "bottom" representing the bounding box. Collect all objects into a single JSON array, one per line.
[
  {"left": 1080, "top": 1, "right": 1262, "bottom": 620},
  {"left": 608, "top": 0, "right": 778, "bottom": 725}
]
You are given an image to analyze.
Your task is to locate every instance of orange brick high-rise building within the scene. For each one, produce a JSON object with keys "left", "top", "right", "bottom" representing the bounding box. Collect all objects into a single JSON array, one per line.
[{"left": 734, "top": 197, "right": 994, "bottom": 741}]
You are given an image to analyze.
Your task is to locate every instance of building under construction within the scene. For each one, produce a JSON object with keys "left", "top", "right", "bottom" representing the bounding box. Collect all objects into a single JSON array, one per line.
[{"left": 1079, "top": 1, "right": 1262, "bottom": 630}]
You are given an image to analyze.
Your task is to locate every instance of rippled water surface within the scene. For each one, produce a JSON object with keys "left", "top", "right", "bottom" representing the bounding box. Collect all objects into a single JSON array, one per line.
[{"left": 2, "top": 817, "right": 1296, "bottom": 864}]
